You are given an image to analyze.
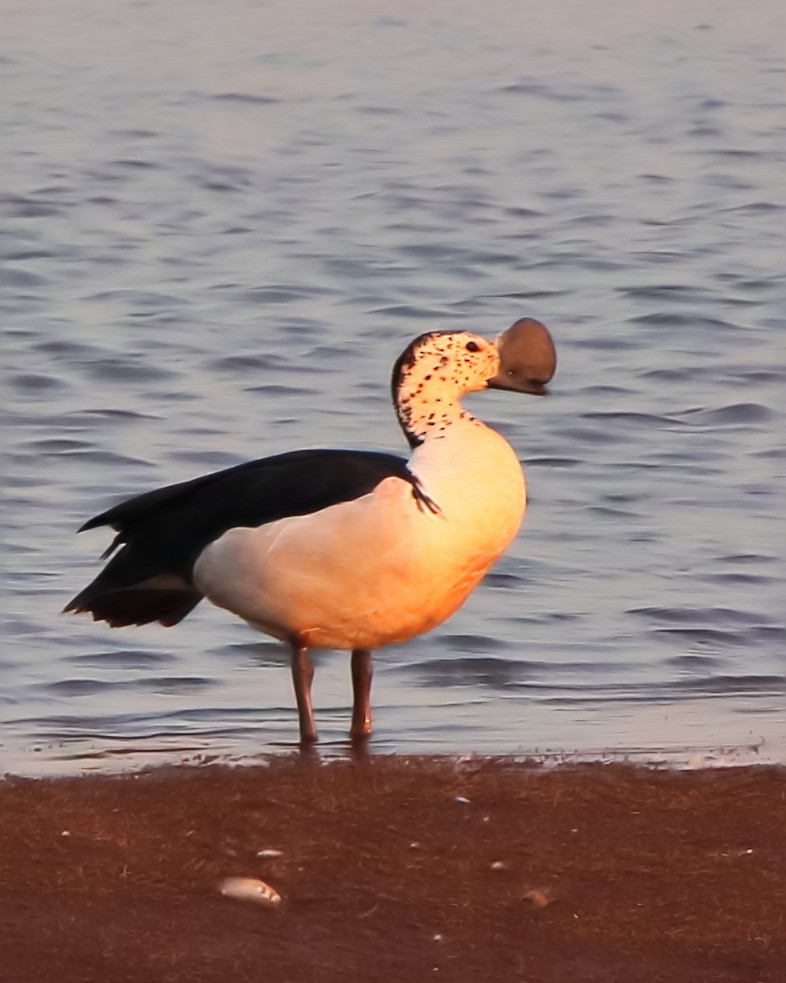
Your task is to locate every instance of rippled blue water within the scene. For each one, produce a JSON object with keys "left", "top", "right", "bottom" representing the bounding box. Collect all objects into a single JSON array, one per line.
[{"left": 2, "top": 0, "right": 784, "bottom": 773}]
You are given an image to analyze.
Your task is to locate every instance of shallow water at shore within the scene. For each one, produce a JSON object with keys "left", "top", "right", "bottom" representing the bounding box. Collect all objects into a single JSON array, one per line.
[{"left": 2, "top": 0, "right": 784, "bottom": 774}]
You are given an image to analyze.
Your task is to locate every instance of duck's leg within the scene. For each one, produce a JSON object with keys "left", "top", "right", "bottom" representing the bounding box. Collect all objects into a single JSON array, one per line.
[
  {"left": 290, "top": 637, "right": 317, "bottom": 745},
  {"left": 350, "top": 648, "right": 373, "bottom": 740}
]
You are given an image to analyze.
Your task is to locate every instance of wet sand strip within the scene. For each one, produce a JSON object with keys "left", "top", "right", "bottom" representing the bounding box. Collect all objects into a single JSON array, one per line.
[{"left": 1, "top": 756, "right": 784, "bottom": 983}]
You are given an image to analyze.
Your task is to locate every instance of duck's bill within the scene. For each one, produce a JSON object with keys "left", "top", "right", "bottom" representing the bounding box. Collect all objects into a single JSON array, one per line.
[
  {"left": 488, "top": 317, "right": 557, "bottom": 396},
  {"left": 487, "top": 375, "right": 550, "bottom": 396}
]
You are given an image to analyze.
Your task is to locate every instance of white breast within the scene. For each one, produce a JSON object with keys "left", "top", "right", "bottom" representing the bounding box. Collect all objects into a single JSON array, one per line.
[{"left": 193, "top": 419, "right": 525, "bottom": 651}]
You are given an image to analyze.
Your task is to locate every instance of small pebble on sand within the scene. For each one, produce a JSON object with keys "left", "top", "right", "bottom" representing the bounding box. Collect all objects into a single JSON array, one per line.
[{"left": 219, "top": 876, "right": 282, "bottom": 907}]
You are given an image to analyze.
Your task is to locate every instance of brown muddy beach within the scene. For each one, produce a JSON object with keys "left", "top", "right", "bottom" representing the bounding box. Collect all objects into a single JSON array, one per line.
[{"left": 1, "top": 756, "right": 784, "bottom": 983}]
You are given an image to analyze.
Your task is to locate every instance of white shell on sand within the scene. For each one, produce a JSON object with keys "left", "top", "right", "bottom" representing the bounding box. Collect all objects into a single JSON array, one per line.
[{"left": 219, "top": 876, "right": 282, "bottom": 907}]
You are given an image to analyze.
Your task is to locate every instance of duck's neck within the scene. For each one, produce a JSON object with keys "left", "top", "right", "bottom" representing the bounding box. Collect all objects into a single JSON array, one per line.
[
  {"left": 396, "top": 394, "right": 475, "bottom": 448},
  {"left": 393, "top": 364, "right": 476, "bottom": 449}
]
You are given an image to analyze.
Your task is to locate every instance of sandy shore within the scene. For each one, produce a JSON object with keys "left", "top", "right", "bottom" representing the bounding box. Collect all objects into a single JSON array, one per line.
[{"left": 1, "top": 756, "right": 784, "bottom": 983}]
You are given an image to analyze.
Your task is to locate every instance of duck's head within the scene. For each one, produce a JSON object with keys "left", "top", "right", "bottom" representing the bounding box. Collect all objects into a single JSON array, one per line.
[{"left": 391, "top": 318, "right": 557, "bottom": 446}]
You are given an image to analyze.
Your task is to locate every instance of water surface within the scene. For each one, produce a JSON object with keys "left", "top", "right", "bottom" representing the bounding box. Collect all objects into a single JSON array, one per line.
[{"left": 2, "top": 0, "right": 784, "bottom": 773}]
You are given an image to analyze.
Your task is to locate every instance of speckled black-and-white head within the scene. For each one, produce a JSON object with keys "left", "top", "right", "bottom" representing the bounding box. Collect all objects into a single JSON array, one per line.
[{"left": 391, "top": 319, "right": 556, "bottom": 447}]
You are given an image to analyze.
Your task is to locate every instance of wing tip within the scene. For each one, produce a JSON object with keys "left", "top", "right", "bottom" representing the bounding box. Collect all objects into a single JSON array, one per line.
[
  {"left": 77, "top": 517, "right": 101, "bottom": 534},
  {"left": 62, "top": 588, "right": 203, "bottom": 629}
]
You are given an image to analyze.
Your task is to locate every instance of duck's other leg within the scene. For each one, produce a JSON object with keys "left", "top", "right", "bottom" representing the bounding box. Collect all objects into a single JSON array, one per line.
[
  {"left": 350, "top": 648, "right": 373, "bottom": 740},
  {"left": 290, "top": 637, "right": 317, "bottom": 745}
]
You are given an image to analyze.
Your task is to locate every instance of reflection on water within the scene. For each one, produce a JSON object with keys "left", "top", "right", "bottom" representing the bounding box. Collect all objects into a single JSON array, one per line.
[{"left": 2, "top": 0, "right": 784, "bottom": 773}]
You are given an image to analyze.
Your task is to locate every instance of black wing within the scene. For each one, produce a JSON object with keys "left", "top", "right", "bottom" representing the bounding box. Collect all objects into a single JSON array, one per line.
[{"left": 64, "top": 448, "right": 435, "bottom": 628}]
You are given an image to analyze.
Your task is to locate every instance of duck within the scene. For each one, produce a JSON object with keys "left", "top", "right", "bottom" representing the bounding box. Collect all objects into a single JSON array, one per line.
[{"left": 65, "top": 317, "right": 556, "bottom": 744}]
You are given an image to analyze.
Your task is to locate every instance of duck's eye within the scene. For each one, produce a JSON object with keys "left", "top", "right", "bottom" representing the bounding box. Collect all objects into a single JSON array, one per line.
[{"left": 465, "top": 341, "right": 480, "bottom": 353}]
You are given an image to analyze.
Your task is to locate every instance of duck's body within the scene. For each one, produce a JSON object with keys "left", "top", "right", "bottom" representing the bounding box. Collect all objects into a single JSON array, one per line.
[
  {"left": 65, "top": 318, "right": 556, "bottom": 743},
  {"left": 195, "top": 417, "right": 525, "bottom": 651}
]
